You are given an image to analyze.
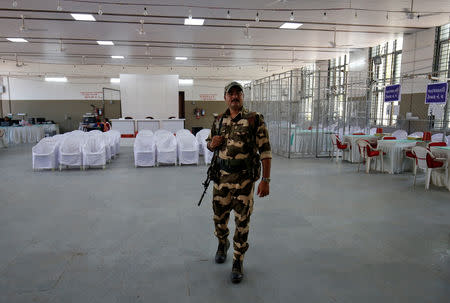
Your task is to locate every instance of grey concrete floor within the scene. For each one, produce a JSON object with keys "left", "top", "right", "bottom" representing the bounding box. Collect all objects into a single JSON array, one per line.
[{"left": 0, "top": 144, "right": 449, "bottom": 303}]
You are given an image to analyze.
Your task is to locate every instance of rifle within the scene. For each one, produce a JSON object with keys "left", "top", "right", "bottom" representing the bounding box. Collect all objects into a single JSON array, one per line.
[{"left": 198, "top": 116, "right": 223, "bottom": 206}]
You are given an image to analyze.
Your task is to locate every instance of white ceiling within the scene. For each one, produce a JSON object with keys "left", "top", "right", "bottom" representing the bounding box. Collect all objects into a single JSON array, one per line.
[{"left": 0, "top": 0, "right": 449, "bottom": 79}]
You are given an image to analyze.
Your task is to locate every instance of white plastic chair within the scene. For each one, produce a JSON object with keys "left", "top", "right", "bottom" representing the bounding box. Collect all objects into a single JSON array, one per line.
[
  {"left": 369, "top": 128, "right": 377, "bottom": 135},
  {"left": 409, "top": 132, "right": 423, "bottom": 138},
  {"left": 177, "top": 132, "right": 199, "bottom": 165},
  {"left": 32, "top": 139, "right": 58, "bottom": 170},
  {"left": 155, "top": 130, "right": 177, "bottom": 165},
  {"left": 134, "top": 132, "right": 156, "bottom": 167},
  {"left": 356, "top": 138, "right": 384, "bottom": 174},
  {"left": 82, "top": 136, "right": 106, "bottom": 169},
  {"left": 330, "top": 134, "right": 350, "bottom": 163},
  {"left": 108, "top": 130, "right": 121, "bottom": 155},
  {"left": 59, "top": 135, "right": 84, "bottom": 170},
  {"left": 392, "top": 129, "right": 407, "bottom": 140},
  {"left": 195, "top": 129, "right": 210, "bottom": 156},
  {"left": 175, "top": 129, "right": 191, "bottom": 137},
  {"left": 412, "top": 146, "right": 448, "bottom": 190},
  {"left": 431, "top": 133, "right": 445, "bottom": 142}
]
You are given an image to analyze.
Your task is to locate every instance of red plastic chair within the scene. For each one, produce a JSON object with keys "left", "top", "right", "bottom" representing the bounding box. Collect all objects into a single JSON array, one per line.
[
  {"left": 422, "top": 132, "right": 432, "bottom": 142},
  {"left": 356, "top": 139, "right": 384, "bottom": 173},
  {"left": 376, "top": 128, "right": 383, "bottom": 134},
  {"left": 428, "top": 142, "right": 447, "bottom": 148},
  {"left": 412, "top": 146, "right": 448, "bottom": 190},
  {"left": 352, "top": 132, "right": 365, "bottom": 135},
  {"left": 330, "top": 134, "right": 350, "bottom": 163},
  {"left": 382, "top": 137, "right": 396, "bottom": 140}
]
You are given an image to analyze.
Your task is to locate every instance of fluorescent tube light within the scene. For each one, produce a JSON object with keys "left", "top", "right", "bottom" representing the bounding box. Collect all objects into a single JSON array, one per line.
[
  {"left": 175, "top": 57, "right": 188, "bottom": 60},
  {"left": 97, "top": 40, "right": 114, "bottom": 45},
  {"left": 110, "top": 78, "right": 120, "bottom": 84},
  {"left": 179, "top": 79, "right": 194, "bottom": 86},
  {"left": 71, "top": 13, "right": 96, "bottom": 21},
  {"left": 45, "top": 77, "right": 67, "bottom": 82},
  {"left": 279, "top": 22, "right": 302, "bottom": 29},
  {"left": 184, "top": 18, "right": 204, "bottom": 26},
  {"left": 111, "top": 55, "right": 124, "bottom": 59},
  {"left": 6, "top": 38, "right": 28, "bottom": 43}
]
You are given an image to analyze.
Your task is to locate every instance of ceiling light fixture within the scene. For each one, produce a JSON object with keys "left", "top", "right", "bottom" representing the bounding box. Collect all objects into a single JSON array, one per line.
[
  {"left": 175, "top": 57, "right": 188, "bottom": 60},
  {"left": 111, "top": 55, "right": 124, "bottom": 59},
  {"left": 354, "top": 10, "right": 358, "bottom": 18},
  {"left": 56, "top": 0, "right": 62, "bottom": 11},
  {"left": 145, "top": 44, "right": 151, "bottom": 55},
  {"left": 12, "top": 0, "right": 17, "bottom": 8},
  {"left": 226, "top": 10, "right": 231, "bottom": 19},
  {"left": 98, "top": 5, "right": 103, "bottom": 15},
  {"left": 188, "top": 8, "right": 192, "bottom": 19},
  {"left": 290, "top": 11, "right": 294, "bottom": 21},
  {"left": 322, "top": 11, "right": 327, "bottom": 20},
  {"left": 71, "top": 13, "right": 96, "bottom": 21},
  {"left": 6, "top": 38, "right": 28, "bottom": 42},
  {"left": 97, "top": 40, "right": 114, "bottom": 45},
  {"left": 386, "top": 11, "right": 389, "bottom": 20},
  {"left": 110, "top": 78, "right": 120, "bottom": 84},
  {"left": 143, "top": 7, "right": 148, "bottom": 16},
  {"left": 184, "top": 18, "right": 204, "bottom": 25},
  {"left": 179, "top": 79, "right": 193, "bottom": 86},
  {"left": 45, "top": 77, "right": 67, "bottom": 82},
  {"left": 255, "top": 12, "right": 260, "bottom": 22},
  {"left": 137, "top": 19, "right": 146, "bottom": 35},
  {"left": 279, "top": 22, "right": 302, "bottom": 29}
]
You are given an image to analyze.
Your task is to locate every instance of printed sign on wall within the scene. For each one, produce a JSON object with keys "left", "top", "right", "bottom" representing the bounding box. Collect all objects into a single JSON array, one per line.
[
  {"left": 199, "top": 94, "right": 217, "bottom": 101},
  {"left": 384, "top": 84, "right": 401, "bottom": 102},
  {"left": 81, "top": 91, "right": 103, "bottom": 100},
  {"left": 425, "top": 82, "right": 448, "bottom": 104}
]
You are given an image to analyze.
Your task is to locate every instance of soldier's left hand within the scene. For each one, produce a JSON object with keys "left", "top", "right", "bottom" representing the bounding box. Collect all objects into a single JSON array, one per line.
[{"left": 257, "top": 181, "right": 270, "bottom": 197}]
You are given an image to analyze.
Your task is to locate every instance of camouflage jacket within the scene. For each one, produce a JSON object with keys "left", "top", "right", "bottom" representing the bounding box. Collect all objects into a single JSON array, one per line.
[{"left": 206, "top": 107, "right": 271, "bottom": 181}]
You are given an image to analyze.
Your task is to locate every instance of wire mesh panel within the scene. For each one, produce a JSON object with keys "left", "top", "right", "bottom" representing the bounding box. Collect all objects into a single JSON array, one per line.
[{"left": 248, "top": 68, "right": 375, "bottom": 158}]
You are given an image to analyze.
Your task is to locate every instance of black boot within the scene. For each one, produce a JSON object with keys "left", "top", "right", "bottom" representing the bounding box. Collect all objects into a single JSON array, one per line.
[
  {"left": 215, "top": 239, "right": 230, "bottom": 264},
  {"left": 231, "top": 259, "right": 243, "bottom": 283}
]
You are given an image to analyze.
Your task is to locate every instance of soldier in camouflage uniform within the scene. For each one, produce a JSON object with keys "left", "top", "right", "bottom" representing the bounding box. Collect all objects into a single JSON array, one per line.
[{"left": 206, "top": 81, "right": 272, "bottom": 284}]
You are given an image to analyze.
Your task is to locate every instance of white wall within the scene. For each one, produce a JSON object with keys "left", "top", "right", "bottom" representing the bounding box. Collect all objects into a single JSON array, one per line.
[
  {"left": 1, "top": 76, "right": 120, "bottom": 100},
  {"left": 401, "top": 28, "right": 435, "bottom": 94},
  {"left": 180, "top": 79, "right": 229, "bottom": 101},
  {"left": 120, "top": 74, "right": 179, "bottom": 119},
  {"left": 348, "top": 48, "right": 369, "bottom": 73}
]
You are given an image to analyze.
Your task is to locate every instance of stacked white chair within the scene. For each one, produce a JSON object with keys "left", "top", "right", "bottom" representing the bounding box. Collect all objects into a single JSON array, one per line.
[
  {"left": 155, "top": 129, "right": 177, "bottom": 166},
  {"left": 82, "top": 135, "right": 106, "bottom": 169},
  {"left": 134, "top": 131, "right": 156, "bottom": 167},
  {"left": 59, "top": 133, "right": 85, "bottom": 170},
  {"left": 392, "top": 129, "right": 407, "bottom": 140},
  {"left": 176, "top": 131, "right": 199, "bottom": 165},
  {"left": 32, "top": 137, "right": 58, "bottom": 170}
]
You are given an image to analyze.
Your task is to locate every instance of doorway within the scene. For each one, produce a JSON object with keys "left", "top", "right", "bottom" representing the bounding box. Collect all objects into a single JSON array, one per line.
[{"left": 178, "top": 91, "right": 185, "bottom": 119}]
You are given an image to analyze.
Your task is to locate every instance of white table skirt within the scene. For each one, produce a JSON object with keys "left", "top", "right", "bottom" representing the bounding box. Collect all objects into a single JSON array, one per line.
[
  {"left": 375, "top": 140, "right": 417, "bottom": 174},
  {"left": 0, "top": 125, "right": 54, "bottom": 145}
]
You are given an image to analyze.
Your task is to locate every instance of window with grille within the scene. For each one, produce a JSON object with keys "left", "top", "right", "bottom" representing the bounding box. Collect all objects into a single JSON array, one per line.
[
  {"left": 369, "top": 39, "right": 403, "bottom": 126},
  {"left": 432, "top": 23, "right": 450, "bottom": 130},
  {"left": 328, "top": 54, "right": 349, "bottom": 124}
]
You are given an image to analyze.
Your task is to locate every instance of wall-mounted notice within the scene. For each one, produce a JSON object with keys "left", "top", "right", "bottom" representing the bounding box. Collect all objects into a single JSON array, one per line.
[
  {"left": 384, "top": 84, "right": 401, "bottom": 102},
  {"left": 81, "top": 91, "right": 103, "bottom": 100},
  {"left": 425, "top": 82, "right": 448, "bottom": 104},
  {"left": 199, "top": 94, "right": 217, "bottom": 101}
]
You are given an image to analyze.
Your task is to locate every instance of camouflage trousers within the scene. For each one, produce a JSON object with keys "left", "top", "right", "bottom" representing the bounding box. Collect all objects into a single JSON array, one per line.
[{"left": 212, "top": 176, "right": 255, "bottom": 262}]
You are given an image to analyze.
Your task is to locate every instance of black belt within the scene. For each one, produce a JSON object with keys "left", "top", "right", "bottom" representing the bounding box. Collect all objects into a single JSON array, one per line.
[{"left": 217, "top": 158, "right": 251, "bottom": 173}]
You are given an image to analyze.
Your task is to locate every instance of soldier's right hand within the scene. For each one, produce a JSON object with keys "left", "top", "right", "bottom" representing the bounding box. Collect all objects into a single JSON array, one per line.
[{"left": 210, "top": 135, "right": 224, "bottom": 149}]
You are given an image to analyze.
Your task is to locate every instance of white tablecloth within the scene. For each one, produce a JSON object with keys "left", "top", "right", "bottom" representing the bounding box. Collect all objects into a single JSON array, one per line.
[
  {"left": 289, "top": 129, "right": 333, "bottom": 155},
  {"left": 0, "top": 125, "right": 58, "bottom": 145},
  {"left": 430, "top": 146, "right": 450, "bottom": 190},
  {"left": 375, "top": 140, "right": 417, "bottom": 174},
  {"left": 343, "top": 135, "right": 377, "bottom": 163}
]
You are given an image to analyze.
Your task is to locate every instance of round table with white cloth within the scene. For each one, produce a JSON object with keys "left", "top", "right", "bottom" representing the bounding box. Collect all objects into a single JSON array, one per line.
[{"left": 343, "top": 135, "right": 377, "bottom": 163}]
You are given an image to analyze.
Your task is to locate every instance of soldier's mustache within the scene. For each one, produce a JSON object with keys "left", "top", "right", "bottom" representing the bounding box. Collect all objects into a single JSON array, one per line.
[{"left": 232, "top": 99, "right": 239, "bottom": 103}]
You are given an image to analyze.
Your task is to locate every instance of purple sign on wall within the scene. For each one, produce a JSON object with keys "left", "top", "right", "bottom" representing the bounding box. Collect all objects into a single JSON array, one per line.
[
  {"left": 384, "top": 84, "right": 401, "bottom": 102},
  {"left": 425, "top": 82, "right": 448, "bottom": 104}
]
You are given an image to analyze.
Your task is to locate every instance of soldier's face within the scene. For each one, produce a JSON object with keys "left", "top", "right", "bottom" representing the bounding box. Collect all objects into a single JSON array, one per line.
[{"left": 225, "top": 87, "right": 243, "bottom": 111}]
